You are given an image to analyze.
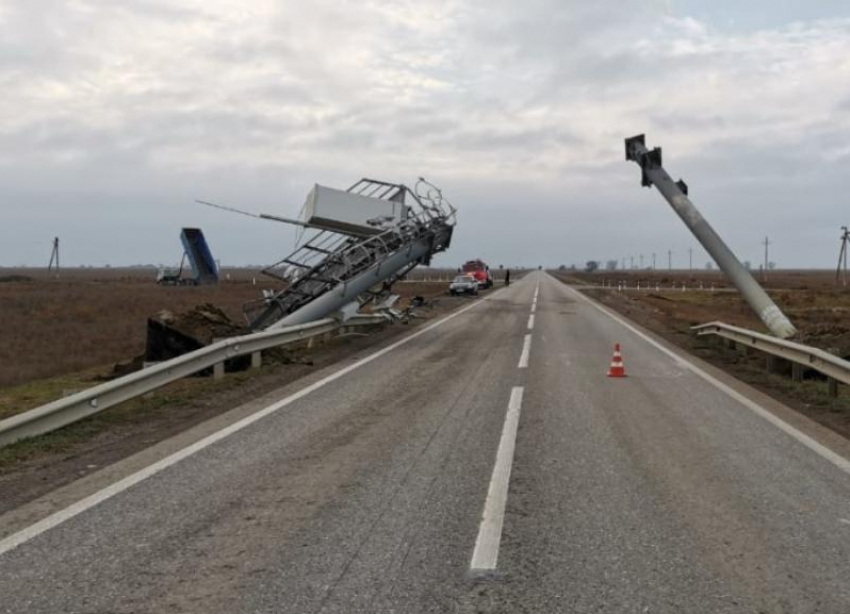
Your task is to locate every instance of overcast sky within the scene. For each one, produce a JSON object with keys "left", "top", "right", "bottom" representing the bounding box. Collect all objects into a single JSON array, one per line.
[{"left": 1, "top": 0, "right": 848, "bottom": 269}]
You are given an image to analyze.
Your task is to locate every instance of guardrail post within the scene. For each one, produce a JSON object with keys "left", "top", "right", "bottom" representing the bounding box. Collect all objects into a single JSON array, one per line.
[
  {"left": 214, "top": 362, "right": 225, "bottom": 380},
  {"left": 791, "top": 363, "right": 804, "bottom": 383},
  {"left": 766, "top": 355, "right": 778, "bottom": 374},
  {"left": 828, "top": 377, "right": 839, "bottom": 397},
  {"left": 251, "top": 351, "right": 262, "bottom": 369}
]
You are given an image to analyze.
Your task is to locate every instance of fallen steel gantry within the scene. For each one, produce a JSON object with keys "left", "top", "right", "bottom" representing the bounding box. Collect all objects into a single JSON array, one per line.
[
  {"left": 247, "top": 178, "right": 456, "bottom": 331},
  {"left": 625, "top": 134, "right": 797, "bottom": 339}
]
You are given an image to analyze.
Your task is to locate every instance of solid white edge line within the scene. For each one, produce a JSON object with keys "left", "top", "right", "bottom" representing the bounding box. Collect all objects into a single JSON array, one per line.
[
  {"left": 569, "top": 285, "right": 850, "bottom": 477},
  {"left": 0, "top": 294, "right": 497, "bottom": 557},
  {"left": 470, "top": 386, "right": 524, "bottom": 571},
  {"left": 527, "top": 314, "right": 535, "bottom": 330},
  {"left": 518, "top": 334, "right": 532, "bottom": 369}
]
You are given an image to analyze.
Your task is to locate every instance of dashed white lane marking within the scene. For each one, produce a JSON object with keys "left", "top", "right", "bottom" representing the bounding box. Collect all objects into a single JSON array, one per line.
[
  {"left": 0, "top": 295, "right": 497, "bottom": 558},
  {"left": 530, "top": 302, "right": 536, "bottom": 313},
  {"left": 518, "top": 335, "right": 532, "bottom": 369},
  {"left": 471, "top": 386, "right": 524, "bottom": 571},
  {"left": 569, "top": 284, "right": 850, "bottom": 478},
  {"left": 527, "top": 314, "right": 535, "bottom": 330}
]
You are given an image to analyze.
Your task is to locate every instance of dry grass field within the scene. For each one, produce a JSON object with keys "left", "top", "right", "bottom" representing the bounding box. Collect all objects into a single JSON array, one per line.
[
  {"left": 0, "top": 267, "right": 286, "bottom": 388},
  {"left": 562, "top": 269, "right": 850, "bottom": 357},
  {"left": 0, "top": 267, "right": 477, "bottom": 390}
]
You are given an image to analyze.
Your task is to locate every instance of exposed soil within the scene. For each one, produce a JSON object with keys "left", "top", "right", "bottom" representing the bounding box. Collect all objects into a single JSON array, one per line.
[
  {"left": 554, "top": 271, "right": 850, "bottom": 442},
  {"left": 153, "top": 303, "right": 245, "bottom": 343}
]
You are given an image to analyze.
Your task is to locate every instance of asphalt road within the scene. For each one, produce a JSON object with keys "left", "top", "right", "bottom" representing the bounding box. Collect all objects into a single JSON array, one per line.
[{"left": 2, "top": 272, "right": 850, "bottom": 613}]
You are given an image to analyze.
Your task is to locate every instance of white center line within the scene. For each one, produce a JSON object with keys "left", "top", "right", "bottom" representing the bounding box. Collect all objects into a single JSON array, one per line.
[
  {"left": 518, "top": 334, "right": 532, "bottom": 369},
  {"left": 470, "top": 386, "right": 524, "bottom": 571},
  {"left": 527, "top": 314, "right": 535, "bottom": 330},
  {"left": 530, "top": 302, "right": 536, "bottom": 314}
]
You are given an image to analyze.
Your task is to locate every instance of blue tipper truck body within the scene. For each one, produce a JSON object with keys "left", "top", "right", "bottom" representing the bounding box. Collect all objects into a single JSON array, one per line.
[{"left": 180, "top": 227, "right": 219, "bottom": 285}]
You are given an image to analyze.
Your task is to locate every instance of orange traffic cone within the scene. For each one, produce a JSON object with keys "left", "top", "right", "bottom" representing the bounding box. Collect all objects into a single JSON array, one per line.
[{"left": 607, "top": 343, "right": 627, "bottom": 378}]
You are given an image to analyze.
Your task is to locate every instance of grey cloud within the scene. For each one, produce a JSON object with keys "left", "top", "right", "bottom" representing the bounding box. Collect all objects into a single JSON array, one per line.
[{"left": 2, "top": 1, "right": 850, "bottom": 269}]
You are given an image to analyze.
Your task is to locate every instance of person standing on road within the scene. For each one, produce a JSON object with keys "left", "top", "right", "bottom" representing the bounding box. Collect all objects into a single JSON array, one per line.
[{"left": 505, "top": 269, "right": 511, "bottom": 286}]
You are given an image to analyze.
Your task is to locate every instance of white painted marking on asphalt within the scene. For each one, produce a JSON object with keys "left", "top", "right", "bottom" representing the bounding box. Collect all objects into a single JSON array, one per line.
[
  {"left": 527, "top": 314, "right": 535, "bottom": 330},
  {"left": 570, "top": 284, "right": 850, "bottom": 478},
  {"left": 839, "top": 518, "right": 850, "bottom": 525},
  {"left": 0, "top": 294, "right": 500, "bottom": 557},
  {"left": 471, "top": 386, "right": 524, "bottom": 571},
  {"left": 530, "top": 302, "right": 536, "bottom": 314},
  {"left": 518, "top": 335, "right": 532, "bottom": 369}
]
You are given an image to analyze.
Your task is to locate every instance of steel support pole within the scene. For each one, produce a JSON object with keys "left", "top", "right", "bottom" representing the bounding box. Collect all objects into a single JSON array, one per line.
[
  {"left": 267, "top": 230, "right": 449, "bottom": 330},
  {"left": 625, "top": 135, "right": 797, "bottom": 339}
]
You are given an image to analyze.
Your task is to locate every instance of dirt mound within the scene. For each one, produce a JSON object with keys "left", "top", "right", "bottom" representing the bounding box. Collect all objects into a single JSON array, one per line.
[
  {"left": 154, "top": 303, "right": 245, "bottom": 345},
  {"left": 146, "top": 303, "right": 247, "bottom": 363}
]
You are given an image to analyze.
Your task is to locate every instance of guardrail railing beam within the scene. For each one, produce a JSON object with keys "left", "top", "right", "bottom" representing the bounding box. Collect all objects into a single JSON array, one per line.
[
  {"left": 0, "top": 313, "right": 387, "bottom": 447},
  {"left": 693, "top": 321, "right": 848, "bottom": 397}
]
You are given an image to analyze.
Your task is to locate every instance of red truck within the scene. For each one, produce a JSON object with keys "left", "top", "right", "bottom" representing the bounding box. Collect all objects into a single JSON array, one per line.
[{"left": 462, "top": 259, "right": 493, "bottom": 289}]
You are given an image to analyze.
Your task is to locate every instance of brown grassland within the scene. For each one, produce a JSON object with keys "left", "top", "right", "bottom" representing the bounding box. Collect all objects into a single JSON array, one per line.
[
  {"left": 0, "top": 267, "right": 480, "bottom": 391},
  {"left": 0, "top": 267, "right": 286, "bottom": 389},
  {"left": 562, "top": 269, "right": 850, "bottom": 356}
]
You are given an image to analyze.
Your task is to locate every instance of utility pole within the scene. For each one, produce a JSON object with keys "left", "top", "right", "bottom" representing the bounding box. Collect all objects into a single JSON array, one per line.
[
  {"left": 639, "top": 253, "right": 644, "bottom": 269},
  {"left": 668, "top": 249, "right": 672, "bottom": 271},
  {"left": 630, "top": 256, "right": 634, "bottom": 269},
  {"left": 625, "top": 134, "right": 796, "bottom": 338},
  {"left": 652, "top": 252, "right": 656, "bottom": 270},
  {"left": 48, "top": 237, "right": 60, "bottom": 276},
  {"left": 763, "top": 236, "right": 770, "bottom": 282},
  {"left": 688, "top": 247, "right": 693, "bottom": 272},
  {"left": 837, "top": 226, "right": 849, "bottom": 286}
]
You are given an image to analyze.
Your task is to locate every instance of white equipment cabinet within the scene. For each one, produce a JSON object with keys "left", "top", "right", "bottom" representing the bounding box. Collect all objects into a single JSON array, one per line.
[{"left": 301, "top": 184, "right": 410, "bottom": 236}]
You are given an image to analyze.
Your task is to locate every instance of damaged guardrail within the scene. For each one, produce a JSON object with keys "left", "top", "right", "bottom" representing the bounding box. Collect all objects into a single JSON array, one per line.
[
  {"left": 692, "top": 321, "right": 850, "bottom": 396},
  {"left": 0, "top": 314, "right": 387, "bottom": 447}
]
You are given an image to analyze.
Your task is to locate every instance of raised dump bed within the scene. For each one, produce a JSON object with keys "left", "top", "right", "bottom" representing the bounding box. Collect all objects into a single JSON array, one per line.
[{"left": 180, "top": 228, "right": 219, "bottom": 285}]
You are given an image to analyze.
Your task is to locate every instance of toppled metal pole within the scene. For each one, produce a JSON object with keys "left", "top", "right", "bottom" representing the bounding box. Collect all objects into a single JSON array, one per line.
[{"left": 625, "top": 134, "right": 797, "bottom": 339}]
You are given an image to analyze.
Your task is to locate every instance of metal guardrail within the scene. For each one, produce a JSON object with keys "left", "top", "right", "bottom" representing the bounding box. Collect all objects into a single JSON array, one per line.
[
  {"left": 692, "top": 321, "right": 850, "bottom": 392},
  {"left": 0, "top": 314, "right": 387, "bottom": 447}
]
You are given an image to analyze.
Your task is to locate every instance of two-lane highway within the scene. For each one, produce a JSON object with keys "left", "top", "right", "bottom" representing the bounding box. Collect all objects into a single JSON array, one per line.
[{"left": 2, "top": 272, "right": 850, "bottom": 613}]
